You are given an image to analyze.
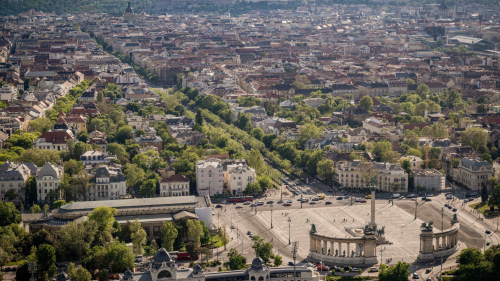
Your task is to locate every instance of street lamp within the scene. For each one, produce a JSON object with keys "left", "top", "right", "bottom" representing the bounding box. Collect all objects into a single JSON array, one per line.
[
  {"left": 380, "top": 247, "right": 386, "bottom": 266},
  {"left": 28, "top": 261, "right": 37, "bottom": 281},
  {"left": 288, "top": 217, "right": 291, "bottom": 245},
  {"left": 415, "top": 200, "right": 418, "bottom": 219},
  {"left": 271, "top": 205, "right": 273, "bottom": 229}
]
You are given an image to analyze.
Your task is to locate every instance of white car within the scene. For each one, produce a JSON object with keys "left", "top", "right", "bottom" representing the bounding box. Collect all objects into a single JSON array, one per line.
[
  {"left": 286, "top": 200, "right": 293, "bottom": 203},
  {"left": 257, "top": 201, "right": 264, "bottom": 205}
]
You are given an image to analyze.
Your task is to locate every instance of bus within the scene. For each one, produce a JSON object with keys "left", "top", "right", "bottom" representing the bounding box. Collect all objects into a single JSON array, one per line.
[
  {"left": 317, "top": 194, "right": 325, "bottom": 200},
  {"left": 228, "top": 196, "right": 254, "bottom": 203},
  {"left": 170, "top": 251, "right": 199, "bottom": 260}
]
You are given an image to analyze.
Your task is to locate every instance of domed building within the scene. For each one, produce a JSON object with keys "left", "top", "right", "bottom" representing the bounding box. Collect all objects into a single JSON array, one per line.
[
  {"left": 124, "top": 2, "right": 134, "bottom": 22},
  {"left": 120, "top": 250, "right": 318, "bottom": 281}
]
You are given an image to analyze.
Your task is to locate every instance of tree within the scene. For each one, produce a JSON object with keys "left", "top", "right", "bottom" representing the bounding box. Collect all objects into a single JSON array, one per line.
[
  {"left": 316, "top": 159, "right": 334, "bottom": 182},
  {"left": 150, "top": 239, "right": 158, "bottom": 256},
  {"left": 24, "top": 78, "right": 31, "bottom": 91},
  {"left": 488, "top": 185, "right": 500, "bottom": 211},
  {"left": 43, "top": 204, "right": 49, "bottom": 213},
  {"left": 77, "top": 131, "right": 89, "bottom": 143},
  {"left": 107, "top": 241, "right": 135, "bottom": 273},
  {"left": 219, "top": 224, "right": 229, "bottom": 251},
  {"left": 458, "top": 247, "right": 483, "bottom": 265},
  {"left": 187, "top": 220, "right": 204, "bottom": 247},
  {"left": 30, "top": 204, "right": 41, "bottom": 213},
  {"left": 29, "top": 118, "right": 53, "bottom": 134},
  {"left": 273, "top": 255, "right": 283, "bottom": 267},
  {"left": 482, "top": 153, "right": 493, "bottom": 165},
  {"left": 4, "top": 189, "right": 17, "bottom": 201},
  {"left": 0, "top": 202, "right": 21, "bottom": 226},
  {"left": 416, "top": 83, "right": 430, "bottom": 98},
  {"left": 98, "top": 269, "right": 110, "bottom": 281},
  {"left": 161, "top": 221, "right": 178, "bottom": 251},
  {"left": 200, "top": 221, "right": 211, "bottom": 245},
  {"left": 359, "top": 96, "right": 373, "bottom": 111},
  {"left": 53, "top": 200, "right": 67, "bottom": 209},
  {"left": 481, "top": 185, "right": 489, "bottom": 204},
  {"left": 250, "top": 128, "right": 264, "bottom": 141},
  {"left": 248, "top": 149, "right": 266, "bottom": 175},
  {"left": 130, "top": 219, "right": 147, "bottom": 255},
  {"left": 139, "top": 179, "right": 157, "bottom": 198},
  {"left": 56, "top": 221, "right": 97, "bottom": 261},
  {"left": 237, "top": 114, "right": 250, "bottom": 131},
  {"left": 292, "top": 75, "right": 310, "bottom": 89},
  {"left": 299, "top": 123, "right": 321, "bottom": 141},
  {"left": 487, "top": 177, "right": 498, "bottom": 192},
  {"left": 406, "top": 78, "right": 415, "bottom": 86},
  {"left": 251, "top": 235, "right": 274, "bottom": 263},
  {"left": 17, "top": 149, "right": 61, "bottom": 167},
  {"left": 460, "top": 127, "right": 489, "bottom": 151},
  {"left": 72, "top": 170, "right": 91, "bottom": 201},
  {"left": 115, "top": 125, "right": 133, "bottom": 144},
  {"left": 123, "top": 163, "right": 146, "bottom": 188},
  {"left": 68, "top": 263, "right": 92, "bottom": 281},
  {"left": 36, "top": 244, "right": 57, "bottom": 280},
  {"left": 88, "top": 207, "right": 118, "bottom": 246},
  {"left": 227, "top": 248, "right": 247, "bottom": 270},
  {"left": 378, "top": 261, "right": 410, "bottom": 281},
  {"left": 195, "top": 109, "right": 203, "bottom": 126}
]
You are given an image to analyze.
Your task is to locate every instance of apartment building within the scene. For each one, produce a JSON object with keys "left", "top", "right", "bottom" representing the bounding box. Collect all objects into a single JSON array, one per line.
[
  {"left": 0, "top": 161, "right": 31, "bottom": 205},
  {"left": 36, "top": 162, "right": 63, "bottom": 204},
  {"left": 87, "top": 166, "right": 127, "bottom": 201},
  {"left": 196, "top": 159, "right": 224, "bottom": 196},
  {"left": 413, "top": 169, "right": 445, "bottom": 192},
  {"left": 456, "top": 157, "right": 494, "bottom": 190},
  {"left": 334, "top": 160, "right": 408, "bottom": 192},
  {"left": 224, "top": 163, "right": 257, "bottom": 196},
  {"left": 159, "top": 174, "right": 190, "bottom": 197}
]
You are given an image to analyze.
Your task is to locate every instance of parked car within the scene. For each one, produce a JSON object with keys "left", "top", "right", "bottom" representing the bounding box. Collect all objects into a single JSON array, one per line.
[
  {"left": 257, "top": 201, "right": 264, "bottom": 205},
  {"left": 247, "top": 231, "right": 252, "bottom": 235},
  {"left": 325, "top": 201, "right": 332, "bottom": 205},
  {"left": 221, "top": 200, "right": 227, "bottom": 204},
  {"left": 288, "top": 262, "right": 295, "bottom": 266},
  {"left": 425, "top": 269, "right": 432, "bottom": 274},
  {"left": 352, "top": 267, "right": 359, "bottom": 272},
  {"left": 286, "top": 200, "right": 293, "bottom": 203},
  {"left": 407, "top": 194, "right": 415, "bottom": 198},
  {"left": 412, "top": 273, "right": 420, "bottom": 279},
  {"left": 284, "top": 203, "right": 292, "bottom": 206},
  {"left": 135, "top": 255, "right": 144, "bottom": 263},
  {"left": 425, "top": 198, "right": 432, "bottom": 202},
  {"left": 236, "top": 205, "right": 243, "bottom": 209},
  {"left": 317, "top": 264, "right": 328, "bottom": 271},
  {"left": 447, "top": 206, "right": 452, "bottom": 210},
  {"left": 344, "top": 195, "right": 349, "bottom": 199},
  {"left": 215, "top": 204, "right": 223, "bottom": 208},
  {"left": 230, "top": 225, "right": 235, "bottom": 229},
  {"left": 369, "top": 267, "right": 379, "bottom": 272},
  {"left": 337, "top": 197, "right": 343, "bottom": 200},
  {"left": 266, "top": 201, "right": 274, "bottom": 204},
  {"left": 243, "top": 201, "right": 251, "bottom": 205},
  {"left": 365, "top": 195, "right": 371, "bottom": 199},
  {"left": 486, "top": 230, "right": 491, "bottom": 234},
  {"left": 309, "top": 201, "right": 317, "bottom": 205},
  {"left": 453, "top": 208, "right": 457, "bottom": 212},
  {"left": 445, "top": 204, "right": 449, "bottom": 207}
]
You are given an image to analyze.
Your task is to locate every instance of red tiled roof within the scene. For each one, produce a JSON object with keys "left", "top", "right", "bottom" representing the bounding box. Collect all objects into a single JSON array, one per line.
[{"left": 38, "top": 131, "right": 73, "bottom": 144}]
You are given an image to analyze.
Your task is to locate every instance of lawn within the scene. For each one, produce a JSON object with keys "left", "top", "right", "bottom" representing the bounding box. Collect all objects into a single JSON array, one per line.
[
  {"left": 211, "top": 235, "right": 225, "bottom": 248},
  {"left": 470, "top": 202, "right": 500, "bottom": 217}
]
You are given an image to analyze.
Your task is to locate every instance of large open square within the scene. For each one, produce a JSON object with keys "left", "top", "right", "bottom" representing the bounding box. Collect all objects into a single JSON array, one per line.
[{"left": 254, "top": 201, "right": 423, "bottom": 263}]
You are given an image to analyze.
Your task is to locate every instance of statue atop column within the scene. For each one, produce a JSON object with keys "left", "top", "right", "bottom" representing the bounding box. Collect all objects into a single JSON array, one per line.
[
  {"left": 370, "top": 176, "right": 376, "bottom": 191},
  {"left": 420, "top": 221, "right": 434, "bottom": 232},
  {"left": 451, "top": 214, "right": 458, "bottom": 224},
  {"left": 310, "top": 224, "right": 317, "bottom": 234},
  {"left": 369, "top": 176, "right": 376, "bottom": 227}
]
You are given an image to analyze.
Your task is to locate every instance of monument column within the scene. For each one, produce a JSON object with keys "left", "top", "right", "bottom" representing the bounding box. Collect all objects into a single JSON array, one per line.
[
  {"left": 369, "top": 176, "right": 376, "bottom": 227},
  {"left": 347, "top": 243, "right": 350, "bottom": 257},
  {"left": 339, "top": 242, "right": 342, "bottom": 256}
]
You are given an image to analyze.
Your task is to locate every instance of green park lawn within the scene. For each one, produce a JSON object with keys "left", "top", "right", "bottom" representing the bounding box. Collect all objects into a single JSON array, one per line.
[
  {"left": 470, "top": 202, "right": 500, "bottom": 217},
  {"left": 327, "top": 276, "right": 373, "bottom": 281}
]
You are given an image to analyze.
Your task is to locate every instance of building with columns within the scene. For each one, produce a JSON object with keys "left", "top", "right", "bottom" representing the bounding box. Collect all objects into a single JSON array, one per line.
[
  {"left": 418, "top": 220, "right": 460, "bottom": 260},
  {"left": 196, "top": 159, "right": 224, "bottom": 196},
  {"left": 456, "top": 157, "right": 494, "bottom": 190},
  {"left": 121, "top": 251, "right": 319, "bottom": 281},
  {"left": 36, "top": 162, "right": 63, "bottom": 204}
]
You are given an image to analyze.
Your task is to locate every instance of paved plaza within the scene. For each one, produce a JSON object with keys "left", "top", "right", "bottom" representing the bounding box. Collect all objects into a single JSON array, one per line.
[{"left": 255, "top": 202, "right": 423, "bottom": 264}]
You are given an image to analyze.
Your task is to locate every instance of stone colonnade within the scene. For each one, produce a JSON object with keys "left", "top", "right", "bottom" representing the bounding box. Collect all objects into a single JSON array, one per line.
[
  {"left": 418, "top": 223, "right": 460, "bottom": 260},
  {"left": 310, "top": 236, "right": 366, "bottom": 257}
]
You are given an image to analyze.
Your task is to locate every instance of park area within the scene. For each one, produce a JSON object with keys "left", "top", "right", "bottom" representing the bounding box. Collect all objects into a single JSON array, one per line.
[{"left": 470, "top": 202, "right": 500, "bottom": 217}]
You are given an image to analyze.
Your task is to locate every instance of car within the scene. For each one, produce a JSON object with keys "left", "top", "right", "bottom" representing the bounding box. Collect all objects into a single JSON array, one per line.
[
  {"left": 247, "top": 231, "right": 252, "bottom": 235},
  {"left": 352, "top": 267, "right": 359, "bottom": 272},
  {"left": 305, "top": 263, "right": 313, "bottom": 267},
  {"left": 284, "top": 203, "right": 292, "bottom": 206},
  {"left": 243, "top": 201, "right": 251, "bottom": 205},
  {"left": 471, "top": 192, "right": 478, "bottom": 196},
  {"left": 425, "top": 268, "right": 431, "bottom": 274},
  {"left": 309, "top": 201, "right": 317, "bottom": 205},
  {"left": 486, "top": 230, "right": 491, "bottom": 234},
  {"left": 487, "top": 241, "right": 491, "bottom": 246},
  {"left": 297, "top": 198, "right": 303, "bottom": 201},
  {"left": 426, "top": 279, "right": 432, "bottom": 281},
  {"left": 407, "top": 194, "right": 416, "bottom": 198},
  {"left": 365, "top": 195, "right": 371, "bottom": 199},
  {"left": 384, "top": 196, "right": 391, "bottom": 199},
  {"left": 344, "top": 195, "right": 349, "bottom": 199},
  {"left": 343, "top": 266, "right": 350, "bottom": 271},
  {"left": 421, "top": 197, "right": 427, "bottom": 201},
  {"left": 425, "top": 198, "right": 432, "bottom": 202},
  {"left": 266, "top": 201, "right": 274, "bottom": 204},
  {"left": 257, "top": 201, "right": 264, "bottom": 205},
  {"left": 230, "top": 225, "right": 235, "bottom": 229},
  {"left": 453, "top": 208, "right": 457, "bottom": 212},
  {"left": 135, "top": 255, "right": 144, "bottom": 263},
  {"left": 325, "top": 201, "right": 332, "bottom": 205},
  {"left": 334, "top": 267, "right": 341, "bottom": 272},
  {"left": 302, "top": 198, "right": 309, "bottom": 202},
  {"left": 369, "top": 267, "right": 378, "bottom": 272},
  {"left": 288, "top": 262, "right": 295, "bottom": 266},
  {"left": 286, "top": 200, "right": 293, "bottom": 203},
  {"left": 250, "top": 234, "right": 254, "bottom": 239},
  {"left": 465, "top": 193, "right": 472, "bottom": 197},
  {"left": 412, "top": 273, "right": 420, "bottom": 279},
  {"left": 250, "top": 203, "right": 256, "bottom": 207},
  {"left": 277, "top": 199, "right": 283, "bottom": 203},
  {"left": 221, "top": 200, "right": 227, "bottom": 204},
  {"left": 426, "top": 194, "right": 434, "bottom": 197},
  {"left": 448, "top": 205, "right": 452, "bottom": 209},
  {"left": 312, "top": 197, "right": 319, "bottom": 201},
  {"left": 236, "top": 205, "right": 243, "bottom": 209},
  {"left": 317, "top": 264, "right": 328, "bottom": 271},
  {"left": 216, "top": 204, "right": 223, "bottom": 208},
  {"left": 445, "top": 203, "right": 449, "bottom": 207},
  {"left": 337, "top": 197, "right": 343, "bottom": 200},
  {"left": 359, "top": 200, "right": 367, "bottom": 203}
]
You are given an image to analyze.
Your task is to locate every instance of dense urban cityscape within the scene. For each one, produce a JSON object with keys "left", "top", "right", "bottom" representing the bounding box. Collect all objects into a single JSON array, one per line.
[{"left": 0, "top": 0, "right": 500, "bottom": 280}]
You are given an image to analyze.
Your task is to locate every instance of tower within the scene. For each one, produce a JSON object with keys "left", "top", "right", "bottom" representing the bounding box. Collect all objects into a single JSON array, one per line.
[
  {"left": 369, "top": 176, "right": 376, "bottom": 227},
  {"left": 123, "top": 1, "right": 134, "bottom": 22}
]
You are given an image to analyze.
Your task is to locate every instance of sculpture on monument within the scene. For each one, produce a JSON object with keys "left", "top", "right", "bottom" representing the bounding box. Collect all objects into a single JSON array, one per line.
[
  {"left": 376, "top": 226, "right": 385, "bottom": 237},
  {"left": 351, "top": 250, "right": 355, "bottom": 257},
  {"left": 310, "top": 224, "right": 317, "bottom": 233},
  {"left": 451, "top": 214, "right": 458, "bottom": 224},
  {"left": 364, "top": 225, "right": 376, "bottom": 235},
  {"left": 420, "top": 221, "right": 434, "bottom": 231}
]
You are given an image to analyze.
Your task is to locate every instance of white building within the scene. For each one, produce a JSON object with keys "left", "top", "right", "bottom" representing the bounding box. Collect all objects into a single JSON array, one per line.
[
  {"left": 347, "top": 128, "right": 368, "bottom": 143},
  {"left": 456, "top": 157, "right": 495, "bottom": 190},
  {"left": 0, "top": 161, "right": 31, "bottom": 205},
  {"left": 362, "top": 117, "right": 395, "bottom": 135},
  {"left": 303, "top": 98, "right": 326, "bottom": 108},
  {"left": 36, "top": 162, "right": 63, "bottom": 204},
  {"left": 196, "top": 159, "right": 224, "bottom": 196},
  {"left": 0, "top": 84, "right": 18, "bottom": 103},
  {"left": 80, "top": 150, "right": 115, "bottom": 165},
  {"left": 413, "top": 169, "right": 445, "bottom": 192},
  {"left": 224, "top": 163, "right": 257, "bottom": 196},
  {"left": 87, "top": 166, "right": 127, "bottom": 201},
  {"left": 159, "top": 174, "right": 190, "bottom": 197}
]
